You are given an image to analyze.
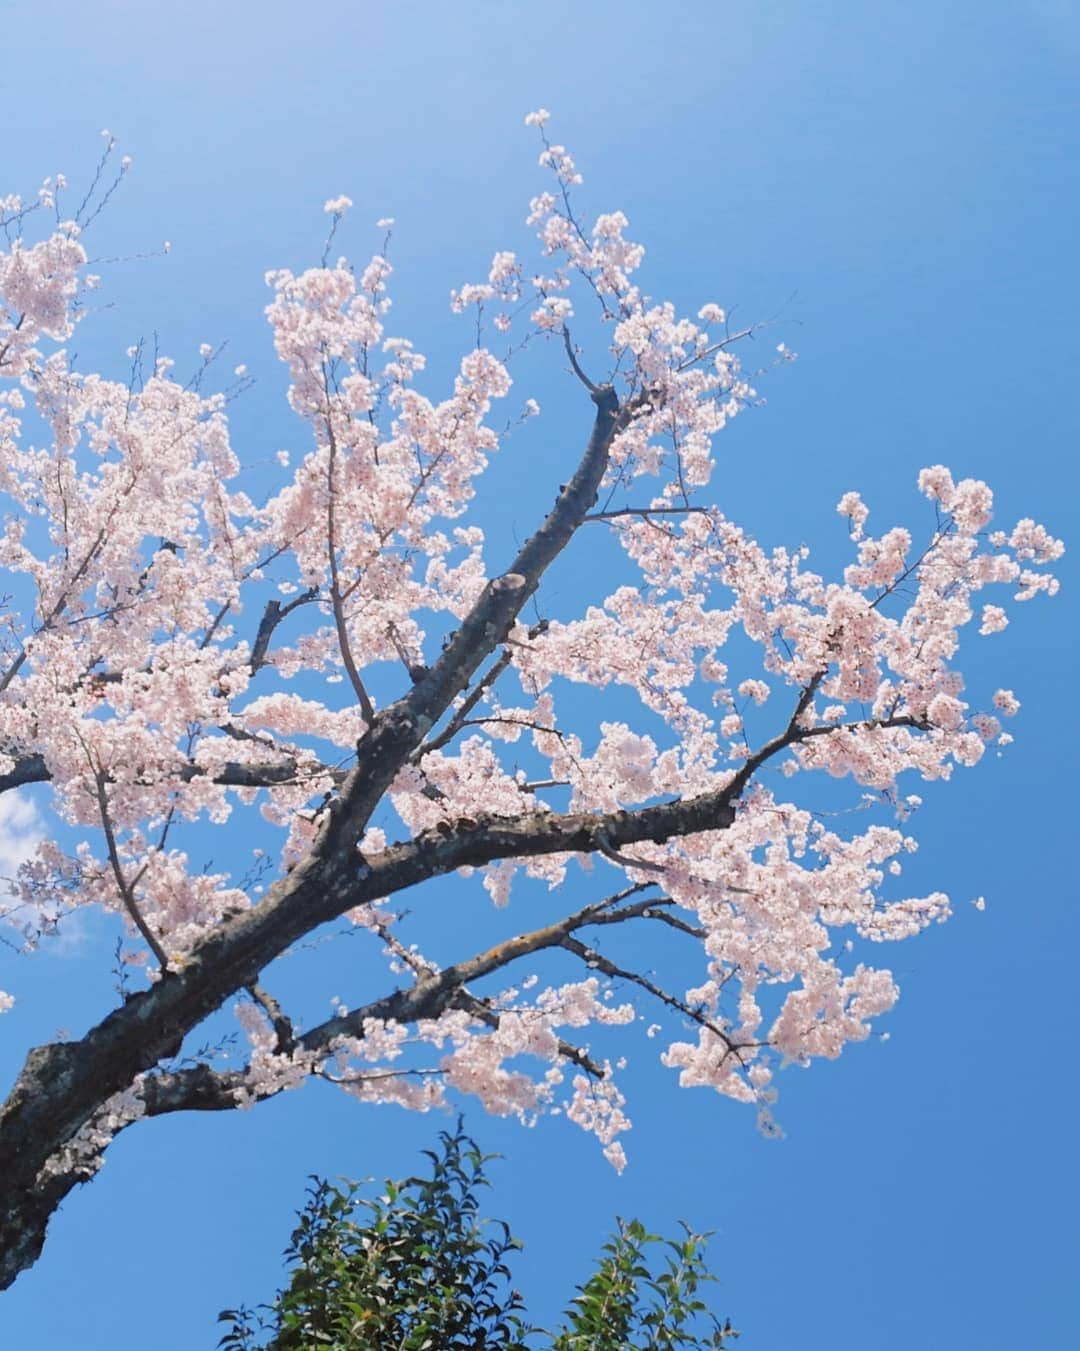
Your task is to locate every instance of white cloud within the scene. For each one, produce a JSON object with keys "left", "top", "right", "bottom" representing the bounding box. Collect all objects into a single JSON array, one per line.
[
  {"left": 0, "top": 791, "right": 46, "bottom": 935},
  {"left": 0, "top": 792, "right": 46, "bottom": 1010},
  {"left": 0, "top": 792, "right": 44, "bottom": 881}
]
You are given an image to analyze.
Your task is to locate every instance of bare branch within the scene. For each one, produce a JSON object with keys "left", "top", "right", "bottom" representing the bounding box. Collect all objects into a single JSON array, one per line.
[
  {"left": 245, "top": 984, "right": 295, "bottom": 1055},
  {"left": 141, "top": 1063, "right": 244, "bottom": 1115},
  {"left": 323, "top": 390, "right": 375, "bottom": 724},
  {"left": 583, "top": 506, "right": 712, "bottom": 523},
  {"left": 562, "top": 325, "right": 600, "bottom": 393},
  {"left": 250, "top": 588, "right": 319, "bottom": 673},
  {"left": 418, "top": 619, "right": 548, "bottom": 758},
  {"left": 559, "top": 935, "right": 757, "bottom": 1067},
  {"left": 89, "top": 764, "right": 170, "bottom": 973},
  {"left": 595, "top": 828, "right": 668, "bottom": 874}
]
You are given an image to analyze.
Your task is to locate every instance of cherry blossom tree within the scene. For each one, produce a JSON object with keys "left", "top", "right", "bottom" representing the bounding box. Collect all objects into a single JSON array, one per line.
[{"left": 0, "top": 114, "right": 1062, "bottom": 1288}]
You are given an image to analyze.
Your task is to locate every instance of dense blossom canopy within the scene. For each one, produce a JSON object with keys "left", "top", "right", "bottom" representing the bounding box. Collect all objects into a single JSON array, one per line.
[{"left": 0, "top": 117, "right": 1062, "bottom": 1280}]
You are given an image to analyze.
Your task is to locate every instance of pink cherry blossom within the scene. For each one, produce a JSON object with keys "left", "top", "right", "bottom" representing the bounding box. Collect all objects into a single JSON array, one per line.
[{"left": 0, "top": 116, "right": 1063, "bottom": 1287}]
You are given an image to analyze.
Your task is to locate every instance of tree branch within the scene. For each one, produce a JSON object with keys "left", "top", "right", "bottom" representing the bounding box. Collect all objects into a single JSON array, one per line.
[
  {"left": 417, "top": 620, "right": 548, "bottom": 758},
  {"left": 126, "top": 887, "right": 695, "bottom": 1124},
  {"left": 245, "top": 983, "right": 295, "bottom": 1055},
  {"left": 90, "top": 765, "right": 170, "bottom": 973},
  {"left": 583, "top": 506, "right": 712, "bottom": 523},
  {"left": 559, "top": 935, "right": 756, "bottom": 1066},
  {"left": 310, "top": 381, "right": 625, "bottom": 854},
  {"left": 323, "top": 388, "right": 376, "bottom": 724},
  {"left": 562, "top": 325, "right": 600, "bottom": 393},
  {"left": 250, "top": 588, "right": 319, "bottom": 673},
  {"left": 0, "top": 749, "right": 345, "bottom": 797}
]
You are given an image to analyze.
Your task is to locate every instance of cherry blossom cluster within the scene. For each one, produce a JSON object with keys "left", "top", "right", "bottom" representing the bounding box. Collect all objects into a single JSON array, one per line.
[{"left": 0, "top": 114, "right": 1062, "bottom": 1181}]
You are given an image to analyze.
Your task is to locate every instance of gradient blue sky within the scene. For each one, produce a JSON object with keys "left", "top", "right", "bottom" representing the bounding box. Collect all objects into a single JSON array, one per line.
[{"left": 1, "top": 2, "right": 1077, "bottom": 1347}]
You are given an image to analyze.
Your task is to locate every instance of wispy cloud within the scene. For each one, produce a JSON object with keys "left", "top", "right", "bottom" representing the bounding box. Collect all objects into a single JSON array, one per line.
[
  {"left": 0, "top": 794, "right": 103, "bottom": 960},
  {"left": 0, "top": 792, "right": 44, "bottom": 885},
  {"left": 0, "top": 792, "right": 45, "bottom": 1009}
]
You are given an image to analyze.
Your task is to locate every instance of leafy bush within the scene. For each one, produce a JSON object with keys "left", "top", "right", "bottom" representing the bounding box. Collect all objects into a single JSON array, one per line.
[{"left": 218, "top": 1124, "right": 736, "bottom": 1350}]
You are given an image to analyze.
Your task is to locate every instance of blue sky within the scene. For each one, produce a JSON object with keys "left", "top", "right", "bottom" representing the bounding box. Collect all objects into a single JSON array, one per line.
[{"left": 1, "top": 1, "right": 1077, "bottom": 1346}]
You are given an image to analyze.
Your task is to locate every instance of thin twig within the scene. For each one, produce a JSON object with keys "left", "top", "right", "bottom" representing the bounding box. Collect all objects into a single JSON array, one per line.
[
  {"left": 560, "top": 935, "right": 759, "bottom": 1068},
  {"left": 322, "top": 371, "right": 375, "bottom": 724},
  {"left": 89, "top": 762, "right": 170, "bottom": 972},
  {"left": 595, "top": 828, "right": 668, "bottom": 874},
  {"left": 562, "top": 325, "right": 600, "bottom": 393},
  {"left": 583, "top": 506, "right": 711, "bottom": 523},
  {"left": 417, "top": 620, "right": 548, "bottom": 758}
]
